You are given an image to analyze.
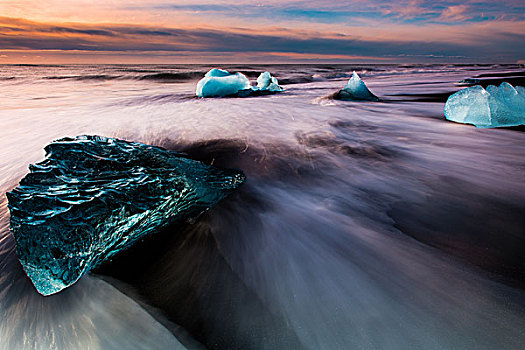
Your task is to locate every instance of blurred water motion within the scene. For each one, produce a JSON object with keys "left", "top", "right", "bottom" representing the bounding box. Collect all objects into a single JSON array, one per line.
[
  {"left": 1, "top": 64, "right": 524, "bottom": 349},
  {"left": 0, "top": 197, "right": 190, "bottom": 349}
]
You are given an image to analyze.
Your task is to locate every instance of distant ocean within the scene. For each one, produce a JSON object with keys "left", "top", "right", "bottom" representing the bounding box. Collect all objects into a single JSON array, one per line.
[{"left": 1, "top": 64, "right": 524, "bottom": 349}]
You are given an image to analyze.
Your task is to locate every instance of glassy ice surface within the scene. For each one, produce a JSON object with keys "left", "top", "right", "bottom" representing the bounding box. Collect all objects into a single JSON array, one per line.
[
  {"left": 6, "top": 135, "right": 245, "bottom": 296},
  {"left": 445, "top": 82, "right": 525, "bottom": 128},
  {"left": 196, "top": 69, "right": 252, "bottom": 97},
  {"left": 256, "top": 71, "right": 284, "bottom": 92},
  {"left": 196, "top": 69, "right": 283, "bottom": 97},
  {"left": 336, "top": 71, "right": 380, "bottom": 101}
]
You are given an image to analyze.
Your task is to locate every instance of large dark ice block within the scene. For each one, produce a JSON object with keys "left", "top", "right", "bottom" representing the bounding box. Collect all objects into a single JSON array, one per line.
[{"left": 6, "top": 135, "right": 245, "bottom": 296}]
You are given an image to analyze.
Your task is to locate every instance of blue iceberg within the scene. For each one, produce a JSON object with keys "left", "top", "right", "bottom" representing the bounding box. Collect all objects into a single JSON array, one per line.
[
  {"left": 196, "top": 69, "right": 283, "bottom": 97},
  {"left": 444, "top": 82, "right": 525, "bottom": 128},
  {"left": 6, "top": 135, "right": 245, "bottom": 295},
  {"left": 335, "top": 71, "right": 379, "bottom": 101},
  {"left": 196, "top": 68, "right": 252, "bottom": 97},
  {"left": 256, "top": 71, "right": 284, "bottom": 92}
]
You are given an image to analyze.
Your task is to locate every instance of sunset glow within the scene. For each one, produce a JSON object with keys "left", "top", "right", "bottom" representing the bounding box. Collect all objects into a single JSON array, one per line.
[{"left": 0, "top": 2, "right": 524, "bottom": 63}]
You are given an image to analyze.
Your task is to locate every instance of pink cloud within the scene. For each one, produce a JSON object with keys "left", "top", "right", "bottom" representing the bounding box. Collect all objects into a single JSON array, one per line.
[{"left": 436, "top": 5, "right": 471, "bottom": 22}]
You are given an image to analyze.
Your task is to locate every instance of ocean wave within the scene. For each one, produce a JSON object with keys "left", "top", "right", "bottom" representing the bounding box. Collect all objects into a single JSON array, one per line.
[
  {"left": 137, "top": 72, "right": 205, "bottom": 82},
  {"left": 41, "top": 71, "right": 210, "bottom": 83},
  {"left": 115, "top": 68, "right": 163, "bottom": 73},
  {"left": 43, "top": 74, "right": 122, "bottom": 81},
  {"left": 382, "top": 91, "right": 455, "bottom": 103},
  {"left": 278, "top": 75, "right": 315, "bottom": 85},
  {"left": 115, "top": 93, "right": 195, "bottom": 107},
  {"left": 474, "top": 71, "right": 525, "bottom": 78}
]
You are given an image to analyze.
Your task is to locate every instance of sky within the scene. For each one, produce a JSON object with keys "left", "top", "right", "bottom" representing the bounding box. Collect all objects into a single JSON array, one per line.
[{"left": 0, "top": 0, "right": 524, "bottom": 63}]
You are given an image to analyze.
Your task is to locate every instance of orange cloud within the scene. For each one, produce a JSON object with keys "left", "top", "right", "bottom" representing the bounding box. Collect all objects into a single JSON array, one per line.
[{"left": 0, "top": 5, "right": 523, "bottom": 64}]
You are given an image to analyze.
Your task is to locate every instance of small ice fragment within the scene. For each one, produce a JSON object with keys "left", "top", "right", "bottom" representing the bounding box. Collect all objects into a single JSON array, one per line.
[
  {"left": 336, "top": 71, "right": 379, "bottom": 101},
  {"left": 256, "top": 71, "right": 283, "bottom": 92}
]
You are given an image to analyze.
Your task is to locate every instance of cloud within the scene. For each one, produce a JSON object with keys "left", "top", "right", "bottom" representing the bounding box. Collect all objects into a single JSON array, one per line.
[
  {"left": 0, "top": 17, "right": 472, "bottom": 54},
  {"left": 0, "top": 8, "right": 523, "bottom": 63},
  {"left": 2, "top": 1, "right": 524, "bottom": 27},
  {"left": 436, "top": 5, "right": 470, "bottom": 22}
]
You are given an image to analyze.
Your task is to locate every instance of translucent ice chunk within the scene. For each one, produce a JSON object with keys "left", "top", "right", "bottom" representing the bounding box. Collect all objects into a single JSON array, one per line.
[
  {"left": 196, "top": 69, "right": 251, "bottom": 97},
  {"left": 256, "top": 71, "right": 283, "bottom": 92},
  {"left": 205, "top": 68, "right": 231, "bottom": 78},
  {"left": 444, "top": 85, "right": 492, "bottom": 127},
  {"left": 7, "top": 135, "right": 245, "bottom": 295},
  {"left": 444, "top": 82, "right": 525, "bottom": 128},
  {"left": 336, "top": 71, "right": 379, "bottom": 101},
  {"left": 196, "top": 69, "right": 284, "bottom": 97}
]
